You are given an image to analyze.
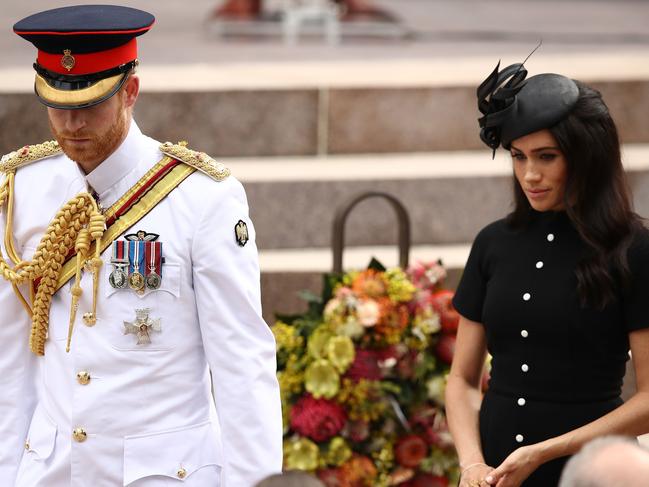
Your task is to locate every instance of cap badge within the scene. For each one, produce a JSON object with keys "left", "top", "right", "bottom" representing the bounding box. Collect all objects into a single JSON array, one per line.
[{"left": 61, "top": 49, "right": 76, "bottom": 71}]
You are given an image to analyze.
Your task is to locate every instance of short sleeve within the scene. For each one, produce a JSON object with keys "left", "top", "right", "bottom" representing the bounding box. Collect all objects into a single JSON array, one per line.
[
  {"left": 623, "top": 228, "right": 649, "bottom": 332},
  {"left": 452, "top": 226, "right": 491, "bottom": 323}
]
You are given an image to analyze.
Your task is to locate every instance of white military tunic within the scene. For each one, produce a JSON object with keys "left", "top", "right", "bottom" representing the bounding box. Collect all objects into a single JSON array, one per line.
[{"left": 0, "top": 121, "right": 282, "bottom": 486}]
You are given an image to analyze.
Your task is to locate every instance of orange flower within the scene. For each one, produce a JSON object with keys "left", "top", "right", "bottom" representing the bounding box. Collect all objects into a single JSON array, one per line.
[
  {"left": 339, "top": 455, "right": 378, "bottom": 486},
  {"left": 352, "top": 270, "right": 387, "bottom": 298}
]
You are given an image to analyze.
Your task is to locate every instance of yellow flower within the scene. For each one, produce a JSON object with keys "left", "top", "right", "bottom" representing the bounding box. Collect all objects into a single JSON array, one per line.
[
  {"left": 338, "top": 378, "right": 386, "bottom": 422},
  {"left": 307, "top": 326, "right": 333, "bottom": 359},
  {"left": 284, "top": 437, "right": 320, "bottom": 471},
  {"left": 277, "top": 369, "right": 304, "bottom": 398},
  {"left": 305, "top": 359, "right": 340, "bottom": 399},
  {"left": 327, "top": 335, "right": 356, "bottom": 373},
  {"left": 385, "top": 268, "right": 416, "bottom": 302},
  {"left": 413, "top": 308, "right": 441, "bottom": 335},
  {"left": 325, "top": 437, "right": 352, "bottom": 466},
  {"left": 272, "top": 321, "right": 304, "bottom": 352}
]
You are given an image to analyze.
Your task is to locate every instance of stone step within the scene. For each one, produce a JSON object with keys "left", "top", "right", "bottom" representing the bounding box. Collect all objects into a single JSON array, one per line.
[
  {"left": 231, "top": 144, "right": 649, "bottom": 250},
  {"left": 0, "top": 54, "right": 648, "bottom": 157}
]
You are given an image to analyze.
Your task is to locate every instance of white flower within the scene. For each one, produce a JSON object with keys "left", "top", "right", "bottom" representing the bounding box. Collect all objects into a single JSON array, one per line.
[
  {"left": 339, "top": 317, "right": 364, "bottom": 339},
  {"left": 426, "top": 376, "right": 446, "bottom": 405},
  {"left": 356, "top": 299, "right": 380, "bottom": 327}
]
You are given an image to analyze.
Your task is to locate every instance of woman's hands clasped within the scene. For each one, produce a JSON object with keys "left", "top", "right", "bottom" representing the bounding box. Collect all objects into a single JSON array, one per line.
[
  {"left": 484, "top": 445, "right": 543, "bottom": 487},
  {"left": 460, "top": 463, "right": 495, "bottom": 487}
]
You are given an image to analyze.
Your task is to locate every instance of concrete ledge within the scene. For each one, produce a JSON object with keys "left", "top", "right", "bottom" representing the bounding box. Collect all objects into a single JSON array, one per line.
[
  {"left": 259, "top": 243, "right": 472, "bottom": 272},
  {"left": 2, "top": 53, "right": 649, "bottom": 92},
  {"left": 228, "top": 145, "right": 649, "bottom": 181},
  {"left": 1, "top": 76, "right": 648, "bottom": 157},
  {"left": 242, "top": 147, "right": 649, "bottom": 249}
]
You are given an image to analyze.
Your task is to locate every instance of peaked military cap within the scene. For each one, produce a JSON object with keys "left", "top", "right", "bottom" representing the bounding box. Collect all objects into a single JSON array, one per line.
[
  {"left": 14, "top": 5, "right": 155, "bottom": 109},
  {"left": 477, "top": 62, "right": 579, "bottom": 153}
]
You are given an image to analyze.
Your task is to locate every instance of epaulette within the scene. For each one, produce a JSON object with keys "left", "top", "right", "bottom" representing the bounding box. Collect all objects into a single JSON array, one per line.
[
  {"left": 0, "top": 140, "right": 62, "bottom": 174},
  {"left": 159, "top": 141, "right": 230, "bottom": 182}
]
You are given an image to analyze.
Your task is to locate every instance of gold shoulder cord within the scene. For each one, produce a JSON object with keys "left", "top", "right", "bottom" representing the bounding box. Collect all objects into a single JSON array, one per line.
[
  {"left": 0, "top": 142, "right": 105, "bottom": 355},
  {"left": 159, "top": 141, "right": 231, "bottom": 181}
]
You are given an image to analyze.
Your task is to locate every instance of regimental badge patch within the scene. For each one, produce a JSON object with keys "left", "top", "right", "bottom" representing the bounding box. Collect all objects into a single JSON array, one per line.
[{"left": 235, "top": 220, "right": 249, "bottom": 247}]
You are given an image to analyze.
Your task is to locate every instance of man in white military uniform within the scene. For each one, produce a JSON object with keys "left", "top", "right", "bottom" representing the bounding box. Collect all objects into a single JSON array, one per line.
[{"left": 0, "top": 5, "right": 282, "bottom": 486}]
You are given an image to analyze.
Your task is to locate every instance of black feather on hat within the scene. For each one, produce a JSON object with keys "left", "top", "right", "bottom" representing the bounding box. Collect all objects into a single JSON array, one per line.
[{"left": 477, "top": 61, "right": 580, "bottom": 156}]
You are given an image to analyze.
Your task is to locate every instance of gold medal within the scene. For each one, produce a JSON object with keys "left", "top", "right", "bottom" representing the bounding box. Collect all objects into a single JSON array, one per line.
[{"left": 128, "top": 272, "right": 145, "bottom": 291}]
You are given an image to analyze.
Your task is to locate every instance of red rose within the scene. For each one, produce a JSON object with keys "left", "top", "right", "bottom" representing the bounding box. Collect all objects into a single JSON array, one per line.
[
  {"left": 394, "top": 434, "right": 428, "bottom": 468},
  {"left": 345, "top": 349, "right": 382, "bottom": 381},
  {"left": 410, "top": 473, "right": 449, "bottom": 487},
  {"left": 435, "top": 333, "right": 456, "bottom": 365},
  {"left": 290, "top": 395, "right": 346, "bottom": 442},
  {"left": 430, "top": 290, "right": 459, "bottom": 334}
]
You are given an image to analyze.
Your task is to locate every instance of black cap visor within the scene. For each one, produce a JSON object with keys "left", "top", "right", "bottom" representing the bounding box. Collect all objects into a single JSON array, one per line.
[{"left": 34, "top": 61, "right": 135, "bottom": 109}]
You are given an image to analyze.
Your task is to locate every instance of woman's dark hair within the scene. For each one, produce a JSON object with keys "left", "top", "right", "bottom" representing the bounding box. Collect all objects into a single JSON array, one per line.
[{"left": 508, "top": 80, "right": 644, "bottom": 308}]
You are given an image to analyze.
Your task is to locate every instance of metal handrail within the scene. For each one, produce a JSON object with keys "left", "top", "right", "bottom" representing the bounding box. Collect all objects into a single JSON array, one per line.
[{"left": 331, "top": 191, "right": 411, "bottom": 273}]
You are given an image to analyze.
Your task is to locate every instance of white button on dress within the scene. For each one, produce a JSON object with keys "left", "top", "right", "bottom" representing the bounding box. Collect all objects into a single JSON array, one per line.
[
  {"left": 547, "top": 233, "right": 555, "bottom": 242},
  {"left": 518, "top": 398, "right": 526, "bottom": 406},
  {"left": 523, "top": 293, "right": 531, "bottom": 301},
  {"left": 516, "top": 434, "right": 524, "bottom": 443},
  {"left": 521, "top": 364, "right": 529, "bottom": 372},
  {"left": 536, "top": 261, "right": 544, "bottom": 269},
  {"left": 521, "top": 330, "right": 529, "bottom": 338}
]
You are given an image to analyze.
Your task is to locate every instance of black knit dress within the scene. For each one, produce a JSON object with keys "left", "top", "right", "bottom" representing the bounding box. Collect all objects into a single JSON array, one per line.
[{"left": 452, "top": 210, "right": 649, "bottom": 486}]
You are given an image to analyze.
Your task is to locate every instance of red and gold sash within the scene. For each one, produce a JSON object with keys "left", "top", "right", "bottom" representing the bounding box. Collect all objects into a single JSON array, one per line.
[{"left": 43, "top": 156, "right": 195, "bottom": 293}]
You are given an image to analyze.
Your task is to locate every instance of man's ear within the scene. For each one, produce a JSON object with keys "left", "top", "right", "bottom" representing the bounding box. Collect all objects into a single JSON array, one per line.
[{"left": 123, "top": 74, "right": 140, "bottom": 108}]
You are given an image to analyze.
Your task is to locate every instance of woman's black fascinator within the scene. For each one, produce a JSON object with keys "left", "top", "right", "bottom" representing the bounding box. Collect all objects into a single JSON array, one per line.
[{"left": 477, "top": 58, "right": 580, "bottom": 156}]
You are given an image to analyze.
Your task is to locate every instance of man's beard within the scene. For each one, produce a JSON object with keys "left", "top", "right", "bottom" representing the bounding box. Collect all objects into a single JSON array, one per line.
[{"left": 49, "top": 108, "right": 128, "bottom": 169}]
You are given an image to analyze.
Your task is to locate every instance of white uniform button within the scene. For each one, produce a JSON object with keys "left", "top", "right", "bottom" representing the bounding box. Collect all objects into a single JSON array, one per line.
[
  {"left": 521, "top": 330, "right": 529, "bottom": 338},
  {"left": 521, "top": 364, "right": 529, "bottom": 372},
  {"left": 72, "top": 428, "right": 87, "bottom": 443},
  {"left": 523, "top": 293, "right": 531, "bottom": 301},
  {"left": 517, "top": 398, "right": 526, "bottom": 406},
  {"left": 516, "top": 434, "right": 524, "bottom": 443},
  {"left": 536, "top": 261, "right": 544, "bottom": 269},
  {"left": 547, "top": 233, "right": 555, "bottom": 242}
]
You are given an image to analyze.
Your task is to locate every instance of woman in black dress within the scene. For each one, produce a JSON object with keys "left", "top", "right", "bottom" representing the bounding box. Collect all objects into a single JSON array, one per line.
[{"left": 445, "top": 62, "right": 649, "bottom": 487}]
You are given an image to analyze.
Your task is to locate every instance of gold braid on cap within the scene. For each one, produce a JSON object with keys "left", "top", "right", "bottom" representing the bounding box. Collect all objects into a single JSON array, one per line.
[{"left": 0, "top": 142, "right": 105, "bottom": 355}]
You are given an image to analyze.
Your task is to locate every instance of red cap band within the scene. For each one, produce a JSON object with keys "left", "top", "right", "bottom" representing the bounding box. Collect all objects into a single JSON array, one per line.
[{"left": 37, "top": 38, "right": 137, "bottom": 76}]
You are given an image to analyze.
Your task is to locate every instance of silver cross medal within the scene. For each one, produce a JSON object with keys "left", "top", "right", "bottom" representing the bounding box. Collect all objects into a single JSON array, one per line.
[{"left": 123, "top": 308, "right": 162, "bottom": 345}]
